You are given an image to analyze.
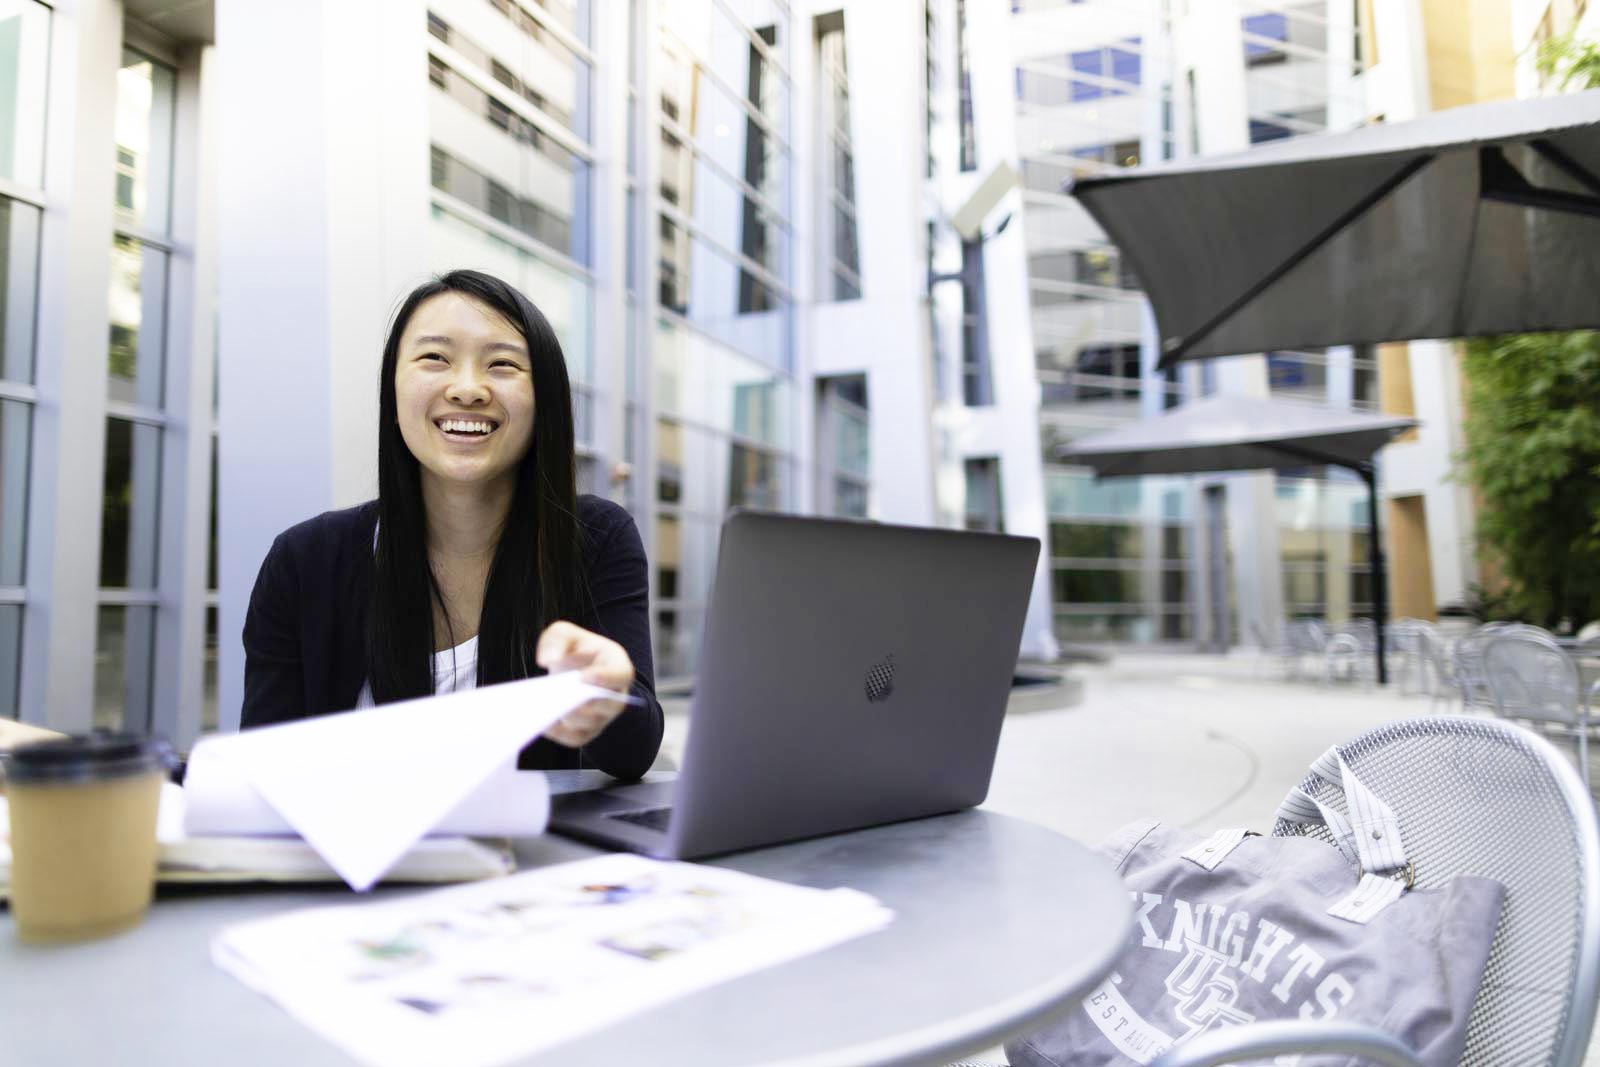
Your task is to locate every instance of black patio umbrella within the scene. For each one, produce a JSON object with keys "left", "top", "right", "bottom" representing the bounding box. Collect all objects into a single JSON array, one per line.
[
  {"left": 1059, "top": 396, "right": 1419, "bottom": 682},
  {"left": 1066, "top": 90, "right": 1600, "bottom": 367}
]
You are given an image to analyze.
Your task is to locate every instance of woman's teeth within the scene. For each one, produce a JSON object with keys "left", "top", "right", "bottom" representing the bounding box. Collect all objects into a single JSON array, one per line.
[{"left": 440, "top": 419, "right": 495, "bottom": 435}]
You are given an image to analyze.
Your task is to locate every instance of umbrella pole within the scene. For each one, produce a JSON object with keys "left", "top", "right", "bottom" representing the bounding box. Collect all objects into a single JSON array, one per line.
[{"left": 1359, "top": 464, "right": 1389, "bottom": 686}]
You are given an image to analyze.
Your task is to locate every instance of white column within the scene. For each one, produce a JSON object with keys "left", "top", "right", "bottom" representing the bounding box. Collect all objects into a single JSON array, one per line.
[
  {"left": 20, "top": 0, "right": 123, "bottom": 731},
  {"left": 807, "top": 0, "right": 937, "bottom": 528},
  {"left": 961, "top": 0, "right": 1057, "bottom": 661},
  {"left": 1411, "top": 340, "right": 1475, "bottom": 607},
  {"left": 151, "top": 43, "right": 219, "bottom": 750},
  {"left": 1181, "top": 0, "right": 1285, "bottom": 646},
  {"left": 215, "top": 0, "right": 430, "bottom": 730},
  {"left": 1370, "top": 0, "right": 1431, "bottom": 119},
  {"left": 592, "top": 0, "right": 631, "bottom": 503}
]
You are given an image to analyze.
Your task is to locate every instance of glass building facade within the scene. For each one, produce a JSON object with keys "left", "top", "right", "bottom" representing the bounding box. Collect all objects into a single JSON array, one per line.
[
  {"left": 0, "top": 0, "right": 48, "bottom": 719},
  {"left": 401, "top": 0, "right": 800, "bottom": 680},
  {"left": 10, "top": 6, "right": 219, "bottom": 738},
  {"left": 1012, "top": 0, "right": 1381, "bottom": 642},
  {"left": 647, "top": 1, "right": 795, "bottom": 678},
  {"left": 13, "top": 0, "right": 1468, "bottom": 739}
]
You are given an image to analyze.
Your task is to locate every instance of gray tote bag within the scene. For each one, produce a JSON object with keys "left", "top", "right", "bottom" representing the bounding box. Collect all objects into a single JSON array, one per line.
[{"left": 1007, "top": 750, "right": 1506, "bottom": 1067}]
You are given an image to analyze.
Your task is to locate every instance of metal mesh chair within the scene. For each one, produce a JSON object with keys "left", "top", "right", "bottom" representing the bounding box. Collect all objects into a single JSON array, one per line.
[
  {"left": 1289, "top": 619, "right": 1329, "bottom": 681},
  {"left": 1414, "top": 623, "right": 1467, "bottom": 712},
  {"left": 1483, "top": 630, "right": 1594, "bottom": 790},
  {"left": 1152, "top": 717, "right": 1600, "bottom": 1067},
  {"left": 1452, "top": 622, "right": 1516, "bottom": 712}
]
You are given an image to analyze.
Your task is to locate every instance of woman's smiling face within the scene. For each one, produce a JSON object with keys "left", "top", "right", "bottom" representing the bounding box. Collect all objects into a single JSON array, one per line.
[{"left": 394, "top": 292, "right": 536, "bottom": 490}]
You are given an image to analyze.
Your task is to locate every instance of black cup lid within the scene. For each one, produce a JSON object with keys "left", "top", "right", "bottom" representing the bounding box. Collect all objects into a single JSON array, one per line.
[{"left": 4, "top": 732, "right": 174, "bottom": 784}]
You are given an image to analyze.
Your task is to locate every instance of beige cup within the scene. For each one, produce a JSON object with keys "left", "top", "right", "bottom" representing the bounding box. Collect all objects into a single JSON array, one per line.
[{"left": 5, "top": 734, "right": 172, "bottom": 943}]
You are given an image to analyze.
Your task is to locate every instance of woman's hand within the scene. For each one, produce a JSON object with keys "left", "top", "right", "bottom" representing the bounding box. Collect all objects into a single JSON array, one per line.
[{"left": 536, "top": 621, "right": 635, "bottom": 748}]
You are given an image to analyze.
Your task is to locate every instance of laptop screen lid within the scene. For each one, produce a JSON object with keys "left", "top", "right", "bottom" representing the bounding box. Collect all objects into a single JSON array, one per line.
[{"left": 662, "top": 510, "right": 1041, "bottom": 859}]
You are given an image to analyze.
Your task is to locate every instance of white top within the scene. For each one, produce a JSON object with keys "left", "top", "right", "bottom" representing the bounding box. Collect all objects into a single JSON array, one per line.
[{"left": 354, "top": 635, "right": 479, "bottom": 708}]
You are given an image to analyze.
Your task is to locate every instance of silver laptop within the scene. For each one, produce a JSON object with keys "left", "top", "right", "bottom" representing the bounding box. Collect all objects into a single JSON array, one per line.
[{"left": 548, "top": 509, "right": 1041, "bottom": 859}]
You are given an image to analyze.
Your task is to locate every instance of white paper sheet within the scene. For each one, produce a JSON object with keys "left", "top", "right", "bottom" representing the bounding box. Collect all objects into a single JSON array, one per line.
[
  {"left": 183, "top": 753, "right": 550, "bottom": 839},
  {"left": 212, "top": 854, "right": 894, "bottom": 1067},
  {"left": 184, "top": 672, "right": 611, "bottom": 891}
]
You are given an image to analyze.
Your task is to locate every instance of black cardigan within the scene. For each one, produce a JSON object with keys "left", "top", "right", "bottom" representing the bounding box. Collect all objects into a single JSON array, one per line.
[{"left": 240, "top": 495, "right": 664, "bottom": 780}]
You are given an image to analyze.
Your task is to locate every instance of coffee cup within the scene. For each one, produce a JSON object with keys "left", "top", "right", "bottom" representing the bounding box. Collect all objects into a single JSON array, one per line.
[{"left": 4, "top": 733, "right": 173, "bottom": 943}]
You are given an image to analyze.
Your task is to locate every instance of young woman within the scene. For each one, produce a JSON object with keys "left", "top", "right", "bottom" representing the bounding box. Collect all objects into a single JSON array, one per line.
[{"left": 241, "top": 270, "right": 663, "bottom": 779}]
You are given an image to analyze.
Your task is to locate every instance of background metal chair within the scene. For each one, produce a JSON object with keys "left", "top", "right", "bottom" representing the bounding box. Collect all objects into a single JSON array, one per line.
[
  {"left": 1451, "top": 622, "right": 1517, "bottom": 713},
  {"left": 1153, "top": 716, "right": 1600, "bottom": 1067},
  {"left": 1289, "top": 619, "right": 1329, "bottom": 681},
  {"left": 1251, "top": 620, "right": 1297, "bottom": 681},
  {"left": 1324, "top": 619, "right": 1377, "bottom": 687},
  {"left": 1483, "top": 630, "right": 1595, "bottom": 790},
  {"left": 1388, "top": 618, "right": 1433, "bottom": 696}
]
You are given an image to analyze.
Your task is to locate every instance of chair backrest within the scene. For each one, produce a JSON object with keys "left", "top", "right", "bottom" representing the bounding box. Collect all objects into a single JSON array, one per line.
[
  {"left": 1340, "top": 617, "right": 1377, "bottom": 651},
  {"left": 1251, "top": 620, "right": 1273, "bottom": 650},
  {"left": 1483, "top": 631, "right": 1581, "bottom": 726},
  {"left": 1400, "top": 620, "right": 1454, "bottom": 692},
  {"left": 1289, "top": 619, "right": 1328, "bottom": 653},
  {"left": 1455, "top": 623, "right": 1513, "bottom": 707},
  {"left": 1272, "top": 717, "right": 1600, "bottom": 1067}
]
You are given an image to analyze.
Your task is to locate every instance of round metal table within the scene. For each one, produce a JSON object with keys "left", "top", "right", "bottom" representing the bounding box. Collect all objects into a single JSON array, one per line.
[{"left": 0, "top": 809, "right": 1131, "bottom": 1067}]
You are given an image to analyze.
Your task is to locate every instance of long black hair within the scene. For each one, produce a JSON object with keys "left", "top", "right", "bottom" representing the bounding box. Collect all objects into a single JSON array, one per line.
[{"left": 367, "top": 269, "right": 586, "bottom": 703}]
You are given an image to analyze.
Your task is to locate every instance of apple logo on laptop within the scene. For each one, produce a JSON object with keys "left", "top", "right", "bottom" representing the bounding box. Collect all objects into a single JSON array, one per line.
[{"left": 865, "top": 655, "right": 895, "bottom": 703}]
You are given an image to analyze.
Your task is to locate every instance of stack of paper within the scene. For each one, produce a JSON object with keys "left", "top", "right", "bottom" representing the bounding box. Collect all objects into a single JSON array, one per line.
[
  {"left": 155, "top": 784, "right": 514, "bottom": 886},
  {"left": 0, "top": 785, "right": 513, "bottom": 896},
  {"left": 181, "top": 671, "right": 618, "bottom": 890},
  {"left": 213, "top": 853, "right": 894, "bottom": 1067}
]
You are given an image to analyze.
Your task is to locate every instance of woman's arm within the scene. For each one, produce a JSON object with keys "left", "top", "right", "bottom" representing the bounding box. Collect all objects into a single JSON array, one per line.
[
  {"left": 568, "top": 508, "right": 665, "bottom": 779},
  {"left": 241, "top": 535, "right": 306, "bottom": 728}
]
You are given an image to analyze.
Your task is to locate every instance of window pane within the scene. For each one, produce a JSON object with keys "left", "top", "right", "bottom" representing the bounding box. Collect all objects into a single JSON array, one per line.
[
  {"left": 202, "top": 605, "right": 219, "bottom": 733},
  {"left": 207, "top": 436, "right": 218, "bottom": 590},
  {"left": 653, "top": 317, "right": 791, "bottom": 447},
  {"left": 656, "top": 509, "right": 681, "bottom": 598},
  {"left": 657, "top": 45, "right": 791, "bottom": 210},
  {"left": 0, "top": 2, "right": 50, "bottom": 188},
  {"left": 100, "top": 419, "right": 163, "bottom": 589},
  {"left": 1054, "top": 611, "right": 1167, "bottom": 643},
  {"left": 429, "top": 143, "right": 590, "bottom": 266},
  {"left": 0, "top": 601, "right": 17, "bottom": 717},
  {"left": 727, "top": 442, "right": 782, "bottom": 509},
  {"left": 834, "top": 405, "right": 868, "bottom": 478},
  {"left": 658, "top": 133, "right": 791, "bottom": 284},
  {"left": 657, "top": 419, "right": 682, "bottom": 503},
  {"left": 428, "top": 8, "right": 591, "bottom": 139},
  {"left": 657, "top": 218, "right": 791, "bottom": 370},
  {"left": 653, "top": 506, "right": 717, "bottom": 604},
  {"left": 571, "top": 382, "right": 593, "bottom": 444},
  {"left": 427, "top": 206, "right": 593, "bottom": 383},
  {"left": 0, "top": 397, "right": 28, "bottom": 585},
  {"left": 1049, "top": 521, "right": 1141, "bottom": 560},
  {"left": 1053, "top": 568, "right": 1141, "bottom": 604},
  {"left": 834, "top": 478, "right": 867, "bottom": 518},
  {"left": 94, "top": 604, "right": 156, "bottom": 732},
  {"left": 0, "top": 195, "right": 41, "bottom": 383},
  {"left": 115, "top": 50, "right": 177, "bottom": 234},
  {"left": 655, "top": 606, "right": 702, "bottom": 679},
  {"left": 427, "top": 57, "right": 592, "bottom": 266},
  {"left": 659, "top": 5, "right": 789, "bottom": 134},
  {"left": 108, "top": 236, "right": 169, "bottom": 407}
]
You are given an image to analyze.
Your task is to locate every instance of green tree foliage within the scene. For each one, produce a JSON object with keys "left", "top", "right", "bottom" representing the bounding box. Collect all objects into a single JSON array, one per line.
[
  {"left": 1456, "top": 35, "right": 1600, "bottom": 628},
  {"left": 1535, "top": 32, "right": 1600, "bottom": 91},
  {"left": 1461, "top": 333, "right": 1600, "bottom": 628}
]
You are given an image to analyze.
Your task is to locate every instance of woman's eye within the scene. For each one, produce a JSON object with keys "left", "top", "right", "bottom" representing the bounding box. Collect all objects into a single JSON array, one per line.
[
  {"left": 420, "top": 353, "right": 446, "bottom": 363},
  {"left": 492, "top": 360, "right": 524, "bottom": 371}
]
